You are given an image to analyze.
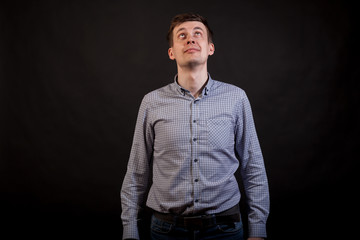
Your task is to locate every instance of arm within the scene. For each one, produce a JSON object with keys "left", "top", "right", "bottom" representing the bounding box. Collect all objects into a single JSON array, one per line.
[
  {"left": 121, "top": 97, "right": 154, "bottom": 240},
  {"left": 235, "top": 92, "right": 270, "bottom": 239}
]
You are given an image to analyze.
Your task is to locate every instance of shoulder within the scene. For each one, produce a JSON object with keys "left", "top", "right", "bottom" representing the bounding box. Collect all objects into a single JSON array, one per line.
[
  {"left": 211, "top": 79, "right": 247, "bottom": 99},
  {"left": 140, "top": 83, "right": 174, "bottom": 107}
]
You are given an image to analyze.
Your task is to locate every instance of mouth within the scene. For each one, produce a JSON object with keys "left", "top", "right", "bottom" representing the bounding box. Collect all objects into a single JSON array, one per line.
[{"left": 184, "top": 48, "right": 200, "bottom": 53}]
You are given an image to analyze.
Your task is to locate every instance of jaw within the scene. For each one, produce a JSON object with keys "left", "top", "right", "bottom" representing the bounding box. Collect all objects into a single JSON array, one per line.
[{"left": 177, "top": 57, "right": 208, "bottom": 72}]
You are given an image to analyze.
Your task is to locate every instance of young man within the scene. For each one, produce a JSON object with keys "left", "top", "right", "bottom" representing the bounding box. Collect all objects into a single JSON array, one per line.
[{"left": 121, "top": 13, "right": 269, "bottom": 240}]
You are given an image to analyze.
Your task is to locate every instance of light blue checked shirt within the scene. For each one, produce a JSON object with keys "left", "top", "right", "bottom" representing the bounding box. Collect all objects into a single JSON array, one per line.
[{"left": 121, "top": 74, "right": 269, "bottom": 239}]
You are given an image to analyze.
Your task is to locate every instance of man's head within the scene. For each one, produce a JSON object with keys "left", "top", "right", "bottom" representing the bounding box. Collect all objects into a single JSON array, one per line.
[
  {"left": 167, "top": 13, "right": 215, "bottom": 68},
  {"left": 167, "top": 13, "right": 213, "bottom": 47}
]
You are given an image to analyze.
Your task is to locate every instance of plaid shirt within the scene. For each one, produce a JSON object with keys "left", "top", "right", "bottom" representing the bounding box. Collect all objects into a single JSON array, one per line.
[{"left": 121, "top": 75, "right": 269, "bottom": 239}]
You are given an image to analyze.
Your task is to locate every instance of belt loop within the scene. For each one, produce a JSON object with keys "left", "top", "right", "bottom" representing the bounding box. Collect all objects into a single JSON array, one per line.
[
  {"left": 211, "top": 214, "right": 217, "bottom": 226},
  {"left": 174, "top": 215, "right": 179, "bottom": 226}
]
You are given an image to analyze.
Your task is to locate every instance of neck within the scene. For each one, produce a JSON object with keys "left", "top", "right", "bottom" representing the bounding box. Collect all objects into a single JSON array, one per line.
[{"left": 177, "top": 63, "right": 208, "bottom": 98}]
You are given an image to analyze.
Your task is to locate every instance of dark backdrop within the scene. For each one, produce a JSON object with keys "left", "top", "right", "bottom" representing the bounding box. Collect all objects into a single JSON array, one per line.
[{"left": 1, "top": 0, "right": 358, "bottom": 239}]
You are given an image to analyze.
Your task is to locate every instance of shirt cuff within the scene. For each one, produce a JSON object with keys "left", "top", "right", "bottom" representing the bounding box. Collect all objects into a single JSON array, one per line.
[
  {"left": 122, "top": 222, "right": 139, "bottom": 240},
  {"left": 248, "top": 223, "right": 267, "bottom": 238}
]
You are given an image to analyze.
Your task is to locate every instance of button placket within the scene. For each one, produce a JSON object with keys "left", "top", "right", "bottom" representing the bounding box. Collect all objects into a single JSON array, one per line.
[{"left": 191, "top": 99, "right": 201, "bottom": 207}]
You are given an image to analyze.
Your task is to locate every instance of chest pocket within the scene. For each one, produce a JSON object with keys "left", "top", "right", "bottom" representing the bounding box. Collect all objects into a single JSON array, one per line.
[{"left": 207, "top": 118, "right": 235, "bottom": 149}]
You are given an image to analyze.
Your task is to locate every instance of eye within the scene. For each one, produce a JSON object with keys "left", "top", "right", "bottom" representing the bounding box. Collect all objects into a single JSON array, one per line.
[
  {"left": 179, "top": 33, "right": 186, "bottom": 39},
  {"left": 195, "top": 31, "right": 202, "bottom": 36}
]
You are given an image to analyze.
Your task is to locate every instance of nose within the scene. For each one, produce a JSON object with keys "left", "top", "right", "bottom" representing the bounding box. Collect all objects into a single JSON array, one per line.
[{"left": 187, "top": 36, "right": 195, "bottom": 45}]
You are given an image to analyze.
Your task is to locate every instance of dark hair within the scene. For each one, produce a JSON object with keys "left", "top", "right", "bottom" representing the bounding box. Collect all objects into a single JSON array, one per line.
[{"left": 166, "top": 13, "right": 213, "bottom": 47}]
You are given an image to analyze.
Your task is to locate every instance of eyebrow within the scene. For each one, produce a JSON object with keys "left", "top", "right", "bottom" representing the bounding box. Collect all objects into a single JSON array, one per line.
[{"left": 176, "top": 26, "right": 204, "bottom": 34}]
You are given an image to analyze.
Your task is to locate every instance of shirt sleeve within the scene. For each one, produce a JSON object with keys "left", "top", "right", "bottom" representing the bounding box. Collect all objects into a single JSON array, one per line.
[
  {"left": 235, "top": 91, "right": 270, "bottom": 238},
  {"left": 120, "top": 96, "right": 154, "bottom": 240}
]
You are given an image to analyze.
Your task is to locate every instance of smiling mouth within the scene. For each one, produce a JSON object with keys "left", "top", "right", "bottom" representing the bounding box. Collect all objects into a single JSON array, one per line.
[{"left": 184, "top": 48, "right": 200, "bottom": 53}]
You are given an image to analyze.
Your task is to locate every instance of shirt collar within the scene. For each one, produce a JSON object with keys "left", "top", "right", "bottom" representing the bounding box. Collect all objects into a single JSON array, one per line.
[{"left": 174, "top": 73, "right": 214, "bottom": 97}]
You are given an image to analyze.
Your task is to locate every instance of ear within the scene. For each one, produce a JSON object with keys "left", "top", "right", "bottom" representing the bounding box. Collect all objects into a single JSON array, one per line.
[
  {"left": 208, "top": 43, "right": 215, "bottom": 56},
  {"left": 168, "top": 48, "right": 175, "bottom": 60}
]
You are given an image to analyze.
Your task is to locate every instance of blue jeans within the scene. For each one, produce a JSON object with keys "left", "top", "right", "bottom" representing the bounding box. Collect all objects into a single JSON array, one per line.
[{"left": 150, "top": 214, "right": 244, "bottom": 240}]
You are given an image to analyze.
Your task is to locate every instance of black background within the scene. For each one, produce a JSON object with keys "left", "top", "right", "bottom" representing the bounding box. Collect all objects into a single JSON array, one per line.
[{"left": 1, "top": 0, "right": 358, "bottom": 239}]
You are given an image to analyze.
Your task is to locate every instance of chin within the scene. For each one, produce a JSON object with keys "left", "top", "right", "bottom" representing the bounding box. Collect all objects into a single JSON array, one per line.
[{"left": 186, "top": 59, "right": 203, "bottom": 66}]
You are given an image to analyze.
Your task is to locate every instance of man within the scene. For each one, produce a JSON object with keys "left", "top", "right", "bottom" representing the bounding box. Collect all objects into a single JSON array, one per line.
[{"left": 121, "top": 13, "right": 269, "bottom": 240}]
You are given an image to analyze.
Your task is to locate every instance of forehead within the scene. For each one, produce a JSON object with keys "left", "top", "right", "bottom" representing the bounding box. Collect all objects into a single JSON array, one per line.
[{"left": 173, "top": 21, "right": 207, "bottom": 33}]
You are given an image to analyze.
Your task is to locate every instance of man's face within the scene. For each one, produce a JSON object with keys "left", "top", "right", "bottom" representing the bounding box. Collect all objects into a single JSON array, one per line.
[{"left": 168, "top": 21, "right": 215, "bottom": 68}]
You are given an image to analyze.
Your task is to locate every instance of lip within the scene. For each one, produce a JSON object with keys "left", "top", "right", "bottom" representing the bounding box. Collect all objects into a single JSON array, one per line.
[{"left": 184, "top": 48, "right": 200, "bottom": 53}]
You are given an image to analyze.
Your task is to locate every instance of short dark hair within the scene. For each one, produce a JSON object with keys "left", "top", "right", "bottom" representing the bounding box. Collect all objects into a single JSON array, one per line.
[{"left": 166, "top": 13, "right": 213, "bottom": 47}]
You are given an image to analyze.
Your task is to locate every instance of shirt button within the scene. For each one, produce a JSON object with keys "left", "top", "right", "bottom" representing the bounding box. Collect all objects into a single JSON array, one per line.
[
  {"left": 195, "top": 199, "right": 199, "bottom": 203},
  {"left": 194, "top": 159, "right": 198, "bottom": 162},
  {"left": 194, "top": 179, "right": 199, "bottom": 182},
  {"left": 193, "top": 138, "right": 197, "bottom": 142},
  {"left": 193, "top": 120, "right": 196, "bottom": 123}
]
